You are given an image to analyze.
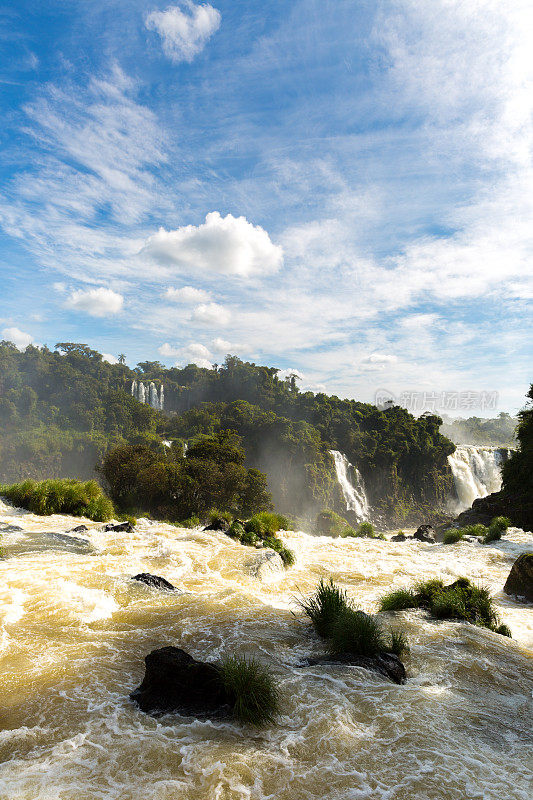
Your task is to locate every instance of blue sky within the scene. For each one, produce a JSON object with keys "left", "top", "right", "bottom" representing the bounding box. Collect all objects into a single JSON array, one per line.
[{"left": 1, "top": 0, "right": 531, "bottom": 414}]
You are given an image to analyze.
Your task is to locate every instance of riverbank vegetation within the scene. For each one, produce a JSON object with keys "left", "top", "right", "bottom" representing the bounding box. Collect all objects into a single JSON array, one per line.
[
  {"left": 219, "top": 655, "right": 280, "bottom": 725},
  {"left": 0, "top": 478, "right": 114, "bottom": 520},
  {"left": 379, "top": 577, "right": 511, "bottom": 636},
  {"left": 0, "top": 341, "right": 456, "bottom": 524}
]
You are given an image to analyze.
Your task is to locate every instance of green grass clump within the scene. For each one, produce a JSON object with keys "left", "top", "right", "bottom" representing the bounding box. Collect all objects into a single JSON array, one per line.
[
  {"left": 483, "top": 516, "right": 511, "bottom": 544},
  {"left": 388, "top": 629, "right": 410, "bottom": 657},
  {"left": 299, "top": 578, "right": 351, "bottom": 638},
  {"left": 0, "top": 479, "right": 114, "bottom": 521},
  {"left": 244, "top": 516, "right": 266, "bottom": 537},
  {"left": 380, "top": 576, "right": 510, "bottom": 636},
  {"left": 494, "top": 623, "right": 512, "bottom": 637},
  {"left": 253, "top": 511, "right": 295, "bottom": 533},
  {"left": 179, "top": 515, "right": 200, "bottom": 528},
  {"left": 219, "top": 655, "right": 280, "bottom": 726},
  {"left": 443, "top": 528, "right": 464, "bottom": 544},
  {"left": 341, "top": 520, "right": 378, "bottom": 539},
  {"left": 379, "top": 588, "right": 417, "bottom": 612},
  {"left": 330, "top": 608, "right": 387, "bottom": 656}
]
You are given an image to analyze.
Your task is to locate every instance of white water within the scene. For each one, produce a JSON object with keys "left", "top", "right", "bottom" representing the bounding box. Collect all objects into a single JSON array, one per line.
[
  {"left": 1, "top": 498, "right": 532, "bottom": 799},
  {"left": 131, "top": 380, "right": 164, "bottom": 410},
  {"left": 330, "top": 450, "right": 369, "bottom": 521},
  {"left": 448, "top": 446, "right": 508, "bottom": 511}
]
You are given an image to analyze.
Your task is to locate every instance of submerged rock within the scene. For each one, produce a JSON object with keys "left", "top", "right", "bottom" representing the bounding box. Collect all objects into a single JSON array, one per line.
[
  {"left": 414, "top": 524, "right": 436, "bottom": 543},
  {"left": 247, "top": 549, "right": 284, "bottom": 581},
  {"left": 130, "top": 646, "right": 231, "bottom": 716},
  {"left": 503, "top": 553, "right": 533, "bottom": 602},
  {"left": 391, "top": 532, "right": 407, "bottom": 542},
  {"left": 68, "top": 524, "right": 88, "bottom": 533},
  {"left": 132, "top": 573, "right": 175, "bottom": 591},
  {"left": 103, "top": 521, "right": 134, "bottom": 532},
  {"left": 203, "top": 520, "right": 229, "bottom": 533},
  {"left": 305, "top": 651, "right": 406, "bottom": 684}
]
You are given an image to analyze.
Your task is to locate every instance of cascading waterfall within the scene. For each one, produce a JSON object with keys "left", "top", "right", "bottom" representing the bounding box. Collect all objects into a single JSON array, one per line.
[
  {"left": 330, "top": 449, "right": 369, "bottom": 521},
  {"left": 447, "top": 445, "right": 510, "bottom": 511},
  {"left": 131, "top": 380, "right": 164, "bottom": 410}
]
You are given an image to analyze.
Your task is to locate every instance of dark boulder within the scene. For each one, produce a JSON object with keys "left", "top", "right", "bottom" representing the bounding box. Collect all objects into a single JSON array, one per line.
[
  {"left": 69, "top": 524, "right": 88, "bottom": 533},
  {"left": 103, "top": 521, "right": 134, "bottom": 532},
  {"left": 203, "top": 520, "right": 229, "bottom": 532},
  {"left": 503, "top": 553, "right": 533, "bottom": 602},
  {"left": 391, "top": 533, "right": 407, "bottom": 542},
  {"left": 130, "top": 646, "right": 232, "bottom": 716},
  {"left": 455, "top": 490, "right": 532, "bottom": 531},
  {"left": 414, "top": 524, "right": 436, "bottom": 543},
  {"left": 305, "top": 651, "right": 406, "bottom": 684},
  {"left": 132, "top": 573, "right": 175, "bottom": 591}
]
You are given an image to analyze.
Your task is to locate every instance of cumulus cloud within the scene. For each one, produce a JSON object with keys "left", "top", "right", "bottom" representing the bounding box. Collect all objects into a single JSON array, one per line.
[
  {"left": 141, "top": 212, "right": 283, "bottom": 277},
  {"left": 102, "top": 353, "right": 119, "bottom": 364},
  {"left": 211, "top": 337, "right": 232, "bottom": 353},
  {"left": 65, "top": 287, "right": 124, "bottom": 317},
  {"left": 191, "top": 302, "right": 230, "bottom": 325},
  {"left": 145, "top": 2, "right": 221, "bottom": 64},
  {"left": 1, "top": 327, "right": 33, "bottom": 349},
  {"left": 359, "top": 353, "right": 398, "bottom": 372},
  {"left": 164, "top": 285, "right": 211, "bottom": 303},
  {"left": 159, "top": 340, "right": 212, "bottom": 368}
]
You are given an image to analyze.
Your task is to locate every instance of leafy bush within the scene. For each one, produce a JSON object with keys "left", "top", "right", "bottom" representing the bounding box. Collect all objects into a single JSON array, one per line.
[
  {"left": 356, "top": 521, "right": 376, "bottom": 538},
  {"left": 240, "top": 529, "right": 259, "bottom": 546},
  {"left": 207, "top": 508, "right": 233, "bottom": 528},
  {"left": 330, "top": 608, "right": 387, "bottom": 656},
  {"left": 0, "top": 478, "right": 114, "bottom": 521},
  {"left": 219, "top": 655, "right": 280, "bottom": 726},
  {"left": 494, "top": 623, "right": 512, "bottom": 637},
  {"left": 279, "top": 546, "right": 296, "bottom": 567},
  {"left": 484, "top": 516, "right": 511, "bottom": 544},
  {"left": 299, "top": 578, "right": 351, "bottom": 638},
  {"left": 227, "top": 520, "right": 245, "bottom": 540},
  {"left": 253, "top": 511, "right": 295, "bottom": 533},
  {"left": 244, "top": 516, "right": 266, "bottom": 537},
  {"left": 316, "top": 510, "right": 352, "bottom": 537}
]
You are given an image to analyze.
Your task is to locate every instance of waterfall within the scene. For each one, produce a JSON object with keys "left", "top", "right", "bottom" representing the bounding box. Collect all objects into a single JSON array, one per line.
[
  {"left": 447, "top": 445, "right": 509, "bottom": 511},
  {"left": 131, "top": 380, "right": 164, "bottom": 411},
  {"left": 330, "top": 450, "right": 369, "bottom": 521}
]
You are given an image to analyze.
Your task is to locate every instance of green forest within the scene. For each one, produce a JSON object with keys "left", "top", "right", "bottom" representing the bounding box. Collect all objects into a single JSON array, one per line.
[{"left": 0, "top": 340, "right": 457, "bottom": 522}]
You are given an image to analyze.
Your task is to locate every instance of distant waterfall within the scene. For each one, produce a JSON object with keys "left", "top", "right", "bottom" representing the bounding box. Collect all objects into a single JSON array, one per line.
[
  {"left": 330, "top": 450, "right": 369, "bottom": 521},
  {"left": 131, "top": 380, "right": 164, "bottom": 411},
  {"left": 447, "top": 445, "right": 510, "bottom": 511}
]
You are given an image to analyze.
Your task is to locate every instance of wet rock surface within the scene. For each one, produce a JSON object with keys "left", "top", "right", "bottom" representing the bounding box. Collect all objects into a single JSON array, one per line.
[
  {"left": 132, "top": 573, "right": 175, "bottom": 591},
  {"left": 130, "top": 646, "right": 231, "bottom": 716},
  {"left": 503, "top": 553, "right": 533, "bottom": 602},
  {"left": 304, "top": 652, "right": 406, "bottom": 684}
]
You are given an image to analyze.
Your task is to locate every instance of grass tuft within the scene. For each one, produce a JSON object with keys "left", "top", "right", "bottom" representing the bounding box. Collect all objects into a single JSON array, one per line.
[
  {"left": 388, "top": 629, "right": 410, "bottom": 657},
  {"left": 379, "top": 588, "right": 417, "bottom": 612},
  {"left": 299, "top": 578, "right": 351, "bottom": 638},
  {"left": 330, "top": 608, "right": 387, "bottom": 656},
  {"left": 219, "top": 655, "right": 280, "bottom": 726}
]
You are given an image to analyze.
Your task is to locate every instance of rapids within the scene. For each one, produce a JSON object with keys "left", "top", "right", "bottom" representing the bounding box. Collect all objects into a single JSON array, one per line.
[
  {"left": 0, "top": 498, "right": 532, "bottom": 800},
  {"left": 447, "top": 446, "right": 509, "bottom": 512}
]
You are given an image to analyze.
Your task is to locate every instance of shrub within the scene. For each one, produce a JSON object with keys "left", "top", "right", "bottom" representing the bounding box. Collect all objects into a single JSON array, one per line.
[
  {"left": 484, "top": 516, "right": 511, "bottom": 544},
  {"left": 356, "top": 521, "right": 376, "bottom": 538},
  {"left": 179, "top": 515, "right": 200, "bottom": 528},
  {"left": 299, "top": 578, "right": 351, "bottom": 638},
  {"left": 462, "top": 524, "right": 488, "bottom": 537},
  {"left": 413, "top": 578, "right": 446, "bottom": 607},
  {"left": 330, "top": 608, "right": 387, "bottom": 657},
  {"left": 316, "top": 510, "right": 352, "bottom": 537},
  {"left": 494, "top": 623, "right": 512, "bottom": 637},
  {"left": 227, "top": 521, "right": 245, "bottom": 540},
  {"left": 0, "top": 478, "right": 114, "bottom": 521},
  {"left": 244, "top": 517, "right": 266, "bottom": 538},
  {"left": 388, "top": 629, "right": 410, "bottom": 657},
  {"left": 240, "top": 529, "right": 259, "bottom": 546},
  {"left": 253, "top": 511, "right": 295, "bottom": 534},
  {"left": 279, "top": 546, "right": 295, "bottom": 567},
  {"left": 208, "top": 509, "right": 233, "bottom": 528},
  {"left": 219, "top": 655, "right": 280, "bottom": 726},
  {"left": 379, "top": 588, "right": 417, "bottom": 612},
  {"left": 443, "top": 528, "right": 464, "bottom": 544}
]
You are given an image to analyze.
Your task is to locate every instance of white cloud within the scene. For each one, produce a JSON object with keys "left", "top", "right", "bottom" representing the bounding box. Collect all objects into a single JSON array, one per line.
[
  {"left": 1, "top": 327, "right": 33, "bottom": 349},
  {"left": 359, "top": 353, "right": 399, "bottom": 373},
  {"left": 158, "top": 342, "right": 181, "bottom": 357},
  {"left": 159, "top": 340, "right": 213, "bottom": 368},
  {"left": 191, "top": 302, "right": 230, "bottom": 325},
  {"left": 146, "top": 2, "right": 221, "bottom": 64},
  {"left": 211, "top": 337, "right": 232, "bottom": 353},
  {"left": 66, "top": 287, "right": 124, "bottom": 317},
  {"left": 164, "top": 285, "right": 211, "bottom": 303},
  {"left": 141, "top": 212, "right": 283, "bottom": 277},
  {"left": 102, "top": 353, "right": 118, "bottom": 364}
]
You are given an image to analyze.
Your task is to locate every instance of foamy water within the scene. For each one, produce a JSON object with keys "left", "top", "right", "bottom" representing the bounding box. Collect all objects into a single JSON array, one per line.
[{"left": 1, "top": 498, "right": 532, "bottom": 799}]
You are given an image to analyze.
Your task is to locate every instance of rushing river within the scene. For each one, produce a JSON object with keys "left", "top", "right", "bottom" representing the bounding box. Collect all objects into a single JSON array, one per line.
[{"left": 1, "top": 499, "right": 532, "bottom": 800}]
